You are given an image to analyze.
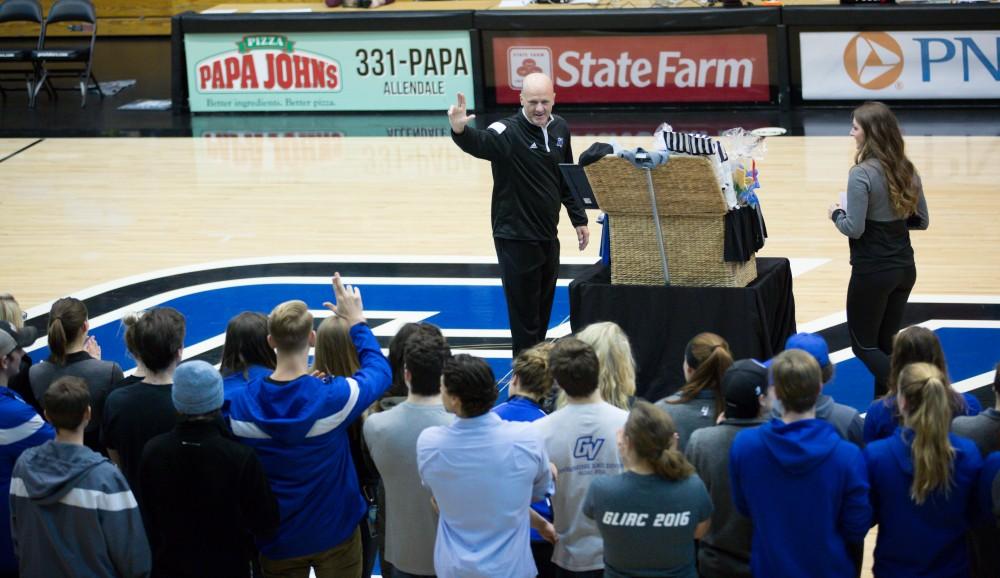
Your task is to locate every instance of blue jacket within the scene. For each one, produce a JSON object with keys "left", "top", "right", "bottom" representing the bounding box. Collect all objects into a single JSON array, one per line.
[
  {"left": 864, "top": 430, "right": 982, "bottom": 578},
  {"left": 223, "top": 364, "right": 272, "bottom": 398},
  {"left": 227, "top": 323, "right": 391, "bottom": 560},
  {"left": 865, "top": 393, "right": 981, "bottom": 444},
  {"left": 730, "top": 418, "right": 871, "bottom": 578},
  {"left": 0, "top": 388, "right": 55, "bottom": 573},
  {"left": 222, "top": 364, "right": 272, "bottom": 416},
  {"left": 493, "top": 395, "right": 546, "bottom": 423}
]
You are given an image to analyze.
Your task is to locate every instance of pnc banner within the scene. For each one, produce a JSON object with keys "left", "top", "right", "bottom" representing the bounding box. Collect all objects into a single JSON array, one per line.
[
  {"left": 185, "top": 31, "right": 475, "bottom": 112},
  {"left": 490, "top": 34, "right": 771, "bottom": 104},
  {"left": 800, "top": 31, "right": 1000, "bottom": 100}
]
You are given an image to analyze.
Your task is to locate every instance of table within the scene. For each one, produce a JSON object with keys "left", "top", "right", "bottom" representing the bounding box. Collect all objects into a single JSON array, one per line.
[{"left": 569, "top": 257, "right": 796, "bottom": 402}]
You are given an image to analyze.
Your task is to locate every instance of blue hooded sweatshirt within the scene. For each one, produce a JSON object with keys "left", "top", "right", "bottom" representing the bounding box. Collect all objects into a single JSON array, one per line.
[
  {"left": 227, "top": 323, "right": 391, "bottom": 560},
  {"left": 729, "top": 418, "right": 871, "bottom": 578},
  {"left": 864, "top": 429, "right": 982, "bottom": 578}
]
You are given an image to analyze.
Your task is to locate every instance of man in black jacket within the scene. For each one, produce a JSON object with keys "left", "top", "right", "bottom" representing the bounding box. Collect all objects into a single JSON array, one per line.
[
  {"left": 449, "top": 73, "right": 589, "bottom": 355},
  {"left": 139, "top": 360, "right": 280, "bottom": 578}
]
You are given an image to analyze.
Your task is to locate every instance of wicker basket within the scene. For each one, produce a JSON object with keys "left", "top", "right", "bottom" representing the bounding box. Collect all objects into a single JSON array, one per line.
[{"left": 584, "top": 155, "right": 757, "bottom": 287}]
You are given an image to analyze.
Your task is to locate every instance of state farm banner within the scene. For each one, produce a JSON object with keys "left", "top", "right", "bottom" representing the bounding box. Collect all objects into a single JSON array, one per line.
[
  {"left": 491, "top": 34, "right": 771, "bottom": 104},
  {"left": 800, "top": 31, "right": 1000, "bottom": 100},
  {"left": 185, "top": 31, "right": 474, "bottom": 112}
]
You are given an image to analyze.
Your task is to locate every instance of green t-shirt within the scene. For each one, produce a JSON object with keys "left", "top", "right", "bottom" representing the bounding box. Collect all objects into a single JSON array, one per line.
[{"left": 583, "top": 471, "right": 712, "bottom": 578}]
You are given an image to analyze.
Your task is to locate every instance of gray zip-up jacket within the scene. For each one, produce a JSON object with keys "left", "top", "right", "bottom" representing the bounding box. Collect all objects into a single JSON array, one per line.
[
  {"left": 685, "top": 418, "right": 766, "bottom": 578},
  {"left": 9, "top": 440, "right": 151, "bottom": 577}
]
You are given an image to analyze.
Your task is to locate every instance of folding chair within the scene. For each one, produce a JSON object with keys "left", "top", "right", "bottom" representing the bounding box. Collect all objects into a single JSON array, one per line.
[
  {"left": 31, "top": 0, "right": 104, "bottom": 108},
  {"left": 0, "top": 0, "right": 46, "bottom": 105}
]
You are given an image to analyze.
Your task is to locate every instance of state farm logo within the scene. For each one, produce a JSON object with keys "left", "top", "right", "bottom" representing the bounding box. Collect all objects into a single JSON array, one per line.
[
  {"left": 843, "top": 32, "right": 903, "bottom": 90},
  {"left": 508, "top": 47, "right": 552, "bottom": 90}
]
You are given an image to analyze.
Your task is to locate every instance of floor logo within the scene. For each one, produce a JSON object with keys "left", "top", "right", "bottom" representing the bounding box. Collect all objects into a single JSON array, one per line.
[
  {"left": 507, "top": 47, "right": 552, "bottom": 90},
  {"left": 843, "top": 32, "right": 903, "bottom": 90}
]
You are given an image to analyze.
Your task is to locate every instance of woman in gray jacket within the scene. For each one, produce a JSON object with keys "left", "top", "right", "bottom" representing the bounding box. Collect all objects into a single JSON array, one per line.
[
  {"left": 28, "top": 297, "right": 123, "bottom": 453},
  {"left": 829, "top": 101, "right": 929, "bottom": 398}
]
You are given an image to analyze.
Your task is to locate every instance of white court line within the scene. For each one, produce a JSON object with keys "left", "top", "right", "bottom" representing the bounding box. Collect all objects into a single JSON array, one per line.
[
  {"left": 788, "top": 258, "right": 829, "bottom": 278},
  {"left": 952, "top": 371, "right": 996, "bottom": 395}
]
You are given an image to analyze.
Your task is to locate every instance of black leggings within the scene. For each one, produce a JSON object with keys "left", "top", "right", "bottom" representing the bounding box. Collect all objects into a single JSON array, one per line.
[{"left": 846, "top": 265, "right": 917, "bottom": 398}]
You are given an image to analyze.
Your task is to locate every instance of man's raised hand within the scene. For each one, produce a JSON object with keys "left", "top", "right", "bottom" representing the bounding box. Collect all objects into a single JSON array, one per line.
[
  {"left": 323, "top": 273, "right": 366, "bottom": 327},
  {"left": 447, "top": 92, "right": 476, "bottom": 134}
]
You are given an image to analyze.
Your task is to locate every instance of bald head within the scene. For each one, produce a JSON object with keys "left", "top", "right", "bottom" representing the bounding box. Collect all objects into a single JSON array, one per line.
[
  {"left": 520, "top": 73, "right": 555, "bottom": 128},
  {"left": 521, "top": 73, "right": 554, "bottom": 96}
]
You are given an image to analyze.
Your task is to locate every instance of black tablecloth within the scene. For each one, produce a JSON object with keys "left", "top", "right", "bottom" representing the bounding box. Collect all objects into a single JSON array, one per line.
[{"left": 569, "top": 257, "right": 796, "bottom": 402}]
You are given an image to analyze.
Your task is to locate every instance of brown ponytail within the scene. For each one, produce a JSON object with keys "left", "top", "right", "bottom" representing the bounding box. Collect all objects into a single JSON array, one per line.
[
  {"left": 626, "top": 401, "right": 695, "bottom": 482},
  {"left": 899, "top": 362, "right": 955, "bottom": 504},
  {"left": 47, "top": 298, "right": 88, "bottom": 366},
  {"left": 670, "top": 332, "right": 733, "bottom": 418}
]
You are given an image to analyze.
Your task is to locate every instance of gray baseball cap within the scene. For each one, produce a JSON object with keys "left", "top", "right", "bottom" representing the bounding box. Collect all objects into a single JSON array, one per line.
[{"left": 0, "top": 320, "right": 36, "bottom": 357}]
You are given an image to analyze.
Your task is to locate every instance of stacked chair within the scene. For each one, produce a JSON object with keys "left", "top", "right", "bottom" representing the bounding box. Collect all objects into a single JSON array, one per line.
[
  {"left": 31, "top": 0, "right": 104, "bottom": 107},
  {"left": 0, "top": 0, "right": 46, "bottom": 104}
]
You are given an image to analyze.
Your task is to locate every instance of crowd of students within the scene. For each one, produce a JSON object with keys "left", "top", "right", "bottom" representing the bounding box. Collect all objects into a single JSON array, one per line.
[{"left": 0, "top": 283, "right": 998, "bottom": 578}]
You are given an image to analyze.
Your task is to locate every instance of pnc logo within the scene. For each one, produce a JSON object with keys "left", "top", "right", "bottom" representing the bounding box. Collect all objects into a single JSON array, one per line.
[{"left": 843, "top": 32, "right": 904, "bottom": 90}]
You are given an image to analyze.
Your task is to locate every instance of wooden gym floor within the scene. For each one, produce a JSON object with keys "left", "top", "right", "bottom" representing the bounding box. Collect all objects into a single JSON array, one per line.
[{"left": 3, "top": 133, "right": 998, "bottom": 320}]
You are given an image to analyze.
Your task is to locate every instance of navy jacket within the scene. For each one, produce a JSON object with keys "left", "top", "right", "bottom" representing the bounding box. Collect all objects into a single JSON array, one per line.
[{"left": 730, "top": 418, "right": 871, "bottom": 578}]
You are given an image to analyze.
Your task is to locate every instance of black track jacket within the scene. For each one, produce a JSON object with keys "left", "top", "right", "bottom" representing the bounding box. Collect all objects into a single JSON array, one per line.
[{"left": 452, "top": 111, "right": 588, "bottom": 241}]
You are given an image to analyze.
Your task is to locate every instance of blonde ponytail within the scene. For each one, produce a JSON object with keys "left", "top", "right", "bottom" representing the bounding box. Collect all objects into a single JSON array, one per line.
[{"left": 899, "top": 362, "right": 955, "bottom": 504}]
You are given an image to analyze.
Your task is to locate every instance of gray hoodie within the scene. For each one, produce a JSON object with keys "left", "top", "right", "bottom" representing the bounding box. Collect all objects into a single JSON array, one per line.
[{"left": 10, "top": 441, "right": 151, "bottom": 577}]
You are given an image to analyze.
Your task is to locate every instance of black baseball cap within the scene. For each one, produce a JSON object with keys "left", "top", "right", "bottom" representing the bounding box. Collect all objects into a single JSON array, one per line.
[{"left": 722, "top": 359, "right": 769, "bottom": 419}]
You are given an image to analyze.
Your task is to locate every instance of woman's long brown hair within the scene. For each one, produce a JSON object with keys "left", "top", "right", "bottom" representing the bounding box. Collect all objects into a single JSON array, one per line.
[{"left": 853, "top": 101, "right": 919, "bottom": 217}]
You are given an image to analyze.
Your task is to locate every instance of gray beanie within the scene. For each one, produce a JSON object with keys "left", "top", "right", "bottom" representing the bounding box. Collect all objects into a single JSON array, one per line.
[{"left": 172, "top": 360, "right": 224, "bottom": 415}]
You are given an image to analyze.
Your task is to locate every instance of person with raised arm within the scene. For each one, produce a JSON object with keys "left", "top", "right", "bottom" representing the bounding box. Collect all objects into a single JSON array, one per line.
[{"left": 448, "top": 74, "right": 589, "bottom": 356}]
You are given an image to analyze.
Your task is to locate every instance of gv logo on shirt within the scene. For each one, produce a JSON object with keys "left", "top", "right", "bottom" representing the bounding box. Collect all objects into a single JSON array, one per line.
[{"left": 573, "top": 436, "right": 605, "bottom": 461}]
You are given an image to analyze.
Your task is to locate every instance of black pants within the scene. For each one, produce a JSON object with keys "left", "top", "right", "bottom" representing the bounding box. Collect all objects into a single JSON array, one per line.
[
  {"left": 494, "top": 237, "right": 560, "bottom": 356},
  {"left": 846, "top": 265, "right": 916, "bottom": 398}
]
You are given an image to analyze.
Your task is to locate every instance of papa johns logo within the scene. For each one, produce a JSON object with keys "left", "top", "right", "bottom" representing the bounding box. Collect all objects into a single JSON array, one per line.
[
  {"left": 197, "top": 35, "right": 342, "bottom": 93},
  {"left": 843, "top": 32, "right": 904, "bottom": 90}
]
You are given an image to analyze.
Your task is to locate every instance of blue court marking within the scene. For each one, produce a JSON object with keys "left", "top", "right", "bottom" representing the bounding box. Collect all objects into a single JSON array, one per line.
[
  {"left": 28, "top": 282, "right": 570, "bottom": 379},
  {"left": 823, "top": 327, "right": 1000, "bottom": 413},
  {"left": 27, "top": 273, "right": 996, "bottom": 416}
]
